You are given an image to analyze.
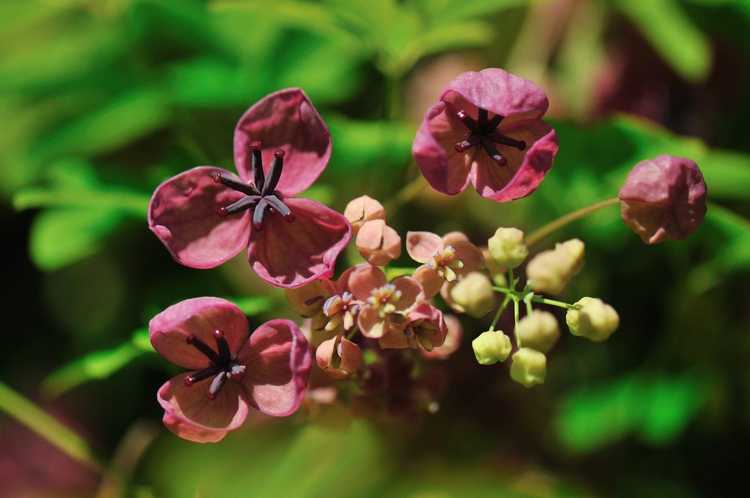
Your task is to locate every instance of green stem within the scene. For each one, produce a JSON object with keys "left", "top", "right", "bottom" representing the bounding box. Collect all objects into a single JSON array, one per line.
[
  {"left": 512, "top": 298, "right": 521, "bottom": 346},
  {"left": 525, "top": 197, "right": 619, "bottom": 248},
  {"left": 489, "top": 294, "right": 513, "bottom": 331},
  {"left": 0, "top": 381, "right": 102, "bottom": 471},
  {"left": 532, "top": 296, "right": 580, "bottom": 310},
  {"left": 383, "top": 174, "right": 427, "bottom": 212}
]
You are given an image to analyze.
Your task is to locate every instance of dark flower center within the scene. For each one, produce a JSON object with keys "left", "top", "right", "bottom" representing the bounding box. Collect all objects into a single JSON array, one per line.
[
  {"left": 212, "top": 141, "right": 295, "bottom": 230},
  {"left": 184, "top": 330, "right": 246, "bottom": 400},
  {"left": 454, "top": 107, "right": 526, "bottom": 166}
]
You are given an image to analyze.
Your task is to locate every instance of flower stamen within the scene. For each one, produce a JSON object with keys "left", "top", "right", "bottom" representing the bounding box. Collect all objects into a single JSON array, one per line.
[
  {"left": 184, "top": 331, "right": 244, "bottom": 399},
  {"left": 453, "top": 107, "right": 527, "bottom": 166}
]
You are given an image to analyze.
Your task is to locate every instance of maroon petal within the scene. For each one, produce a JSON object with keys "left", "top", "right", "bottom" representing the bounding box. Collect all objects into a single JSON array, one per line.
[
  {"left": 247, "top": 198, "right": 351, "bottom": 288},
  {"left": 238, "top": 319, "right": 312, "bottom": 417},
  {"left": 442, "top": 68, "right": 549, "bottom": 122},
  {"left": 148, "top": 166, "right": 250, "bottom": 269},
  {"left": 413, "top": 101, "right": 474, "bottom": 195},
  {"left": 234, "top": 88, "right": 331, "bottom": 196},
  {"left": 149, "top": 297, "right": 249, "bottom": 370},
  {"left": 471, "top": 125, "right": 558, "bottom": 202},
  {"left": 618, "top": 155, "right": 707, "bottom": 244},
  {"left": 158, "top": 373, "right": 248, "bottom": 443}
]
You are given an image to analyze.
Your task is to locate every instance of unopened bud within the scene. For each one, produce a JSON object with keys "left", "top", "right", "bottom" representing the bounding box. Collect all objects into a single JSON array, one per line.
[
  {"left": 526, "top": 239, "right": 585, "bottom": 295},
  {"left": 356, "top": 219, "right": 401, "bottom": 266},
  {"left": 488, "top": 227, "right": 528, "bottom": 269},
  {"left": 516, "top": 310, "right": 559, "bottom": 353},
  {"left": 566, "top": 297, "right": 619, "bottom": 342},
  {"left": 482, "top": 247, "right": 508, "bottom": 287},
  {"left": 316, "top": 336, "right": 362, "bottom": 379},
  {"left": 344, "top": 195, "right": 386, "bottom": 235},
  {"left": 510, "top": 348, "right": 546, "bottom": 388},
  {"left": 472, "top": 330, "right": 512, "bottom": 365},
  {"left": 618, "top": 155, "right": 707, "bottom": 244},
  {"left": 449, "top": 271, "right": 495, "bottom": 317}
]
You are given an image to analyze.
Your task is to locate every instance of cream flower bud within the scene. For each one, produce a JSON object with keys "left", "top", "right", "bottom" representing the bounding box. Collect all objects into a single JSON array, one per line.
[
  {"left": 516, "top": 310, "right": 559, "bottom": 353},
  {"left": 488, "top": 227, "right": 528, "bottom": 269},
  {"left": 344, "top": 195, "right": 386, "bottom": 235},
  {"left": 472, "top": 330, "right": 512, "bottom": 365},
  {"left": 566, "top": 297, "right": 619, "bottom": 342},
  {"left": 356, "top": 219, "right": 402, "bottom": 266},
  {"left": 510, "top": 348, "right": 546, "bottom": 387},
  {"left": 526, "top": 239, "right": 585, "bottom": 295},
  {"left": 449, "top": 271, "right": 495, "bottom": 318},
  {"left": 482, "top": 247, "right": 508, "bottom": 287}
]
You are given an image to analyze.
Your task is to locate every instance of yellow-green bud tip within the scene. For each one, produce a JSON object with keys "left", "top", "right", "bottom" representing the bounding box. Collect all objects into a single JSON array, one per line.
[
  {"left": 449, "top": 272, "right": 495, "bottom": 318},
  {"left": 472, "top": 330, "right": 512, "bottom": 365},
  {"left": 510, "top": 348, "right": 547, "bottom": 387},
  {"left": 516, "top": 310, "right": 560, "bottom": 353},
  {"left": 488, "top": 227, "right": 528, "bottom": 270},
  {"left": 566, "top": 297, "right": 619, "bottom": 342},
  {"left": 526, "top": 239, "right": 585, "bottom": 295}
]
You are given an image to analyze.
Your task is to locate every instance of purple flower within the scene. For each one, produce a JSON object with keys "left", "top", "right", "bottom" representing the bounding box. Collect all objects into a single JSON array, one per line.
[
  {"left": 618, "top": 155, "right": 707, "bottom": 244},
  {"left": 149, "top": 297, "right": 312, "bottom": 443},
  {"left": 148, "top": 88, "right": 352, "bottom": 288},
  {"left": 412, "top": 68, "right": 558, "bottom": 202}
]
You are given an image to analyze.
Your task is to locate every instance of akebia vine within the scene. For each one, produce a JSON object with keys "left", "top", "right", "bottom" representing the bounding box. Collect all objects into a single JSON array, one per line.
[{"left": 147, "top": 69, "right": 708, "bottom": 443}]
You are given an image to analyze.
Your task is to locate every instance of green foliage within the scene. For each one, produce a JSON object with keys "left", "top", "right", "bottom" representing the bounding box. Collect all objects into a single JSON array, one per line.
[{"left": 557, "top": 372, "right": 706, "bottom": 453}]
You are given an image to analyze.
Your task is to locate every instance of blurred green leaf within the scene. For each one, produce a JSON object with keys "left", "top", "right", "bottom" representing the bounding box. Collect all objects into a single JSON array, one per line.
[
  {"left": 328, "top": 117, "right": 414, "bottom": 171},
  {"left": 232, "top": 295, "right": 277, "bottom": 315},
  {"left": 418, "top": 0, "right": 528, "bottom": 23},
  {"left": 614, "top": 0, "right": 711, "bottom": 81},
  {"left": 31, "top": 87, "right": 170, "bottom": 162},
  {"left": 42, "top": 328, "right": 152, "bottom": 398},
  {"left": 557, "top": 373, "right": 705, "bottom": 453},
  {"left": 29, "top": 208, "right": 126, "bottom": 271}
]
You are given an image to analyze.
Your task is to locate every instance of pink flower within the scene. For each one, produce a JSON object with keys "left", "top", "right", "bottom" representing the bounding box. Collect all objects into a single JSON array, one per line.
[
  {"left": 316, "top": 336, "right": 362, "bottom": 379},
  {"left": 148, "top": 88, "right": 351, "bottom": 288},
  {"left": 348, "top": 264, "right": 423, "bottom": 340},
  {"left": 149, "top": 297, "right": 312, "bottom": 443},
  {"left": 286, "top": 266, "right": 362, "bottom": 335},
  {"left": 412, "top": 68, "right": 558, "bottom": 202},
  {"left": 406, "top": 231, "right": 483, "bottom": 297},
  {"left": 422, "top": 314, "right": 463, "bottom": 360},
  {"left": 379, "top": 302, "right": 448, "bottom": 351},
  {"left": 618, "top": 155, "right": 707, "bottom": 244},
  {"left": 356, "top": 220, "right": 402, "bottom": 266}
]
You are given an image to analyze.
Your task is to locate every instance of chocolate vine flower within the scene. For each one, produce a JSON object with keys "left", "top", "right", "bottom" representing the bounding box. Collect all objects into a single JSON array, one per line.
[
  {"left": 148, "top": 88, "right": 351, "bottom": 288},
  {"left": 379, "top": 302, "right": 448, "bottom": 351},
  {"left": 149, "top": 297, "right": 312, "bottom": 443},
  {"left": 348, "top": 264, "right": 423, "bottom": 340},
  {"left": 413, "top": 68, "right": 558, "bottom": 202},
  {"left": 618, "top": 155, "right": 707, "bottom": 244},
  {"left": 406, "top": 231, "right": 483, "bottom": 297}
]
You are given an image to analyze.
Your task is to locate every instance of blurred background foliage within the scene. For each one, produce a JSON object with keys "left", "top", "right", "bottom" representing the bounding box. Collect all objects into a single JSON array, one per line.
[{"left": 2, "top": 0, "right": 750, "bottom": 497}]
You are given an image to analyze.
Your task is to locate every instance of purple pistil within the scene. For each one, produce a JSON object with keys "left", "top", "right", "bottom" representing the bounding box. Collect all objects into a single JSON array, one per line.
[
  {"left": 212, "top": 142, "right": 295, "bottom": 230},
  {"left": 453, "top": 108, "right": 526, "bottom": 166},
  {"left": 184, "top": 330, "right": 246, "bottom": 400}
]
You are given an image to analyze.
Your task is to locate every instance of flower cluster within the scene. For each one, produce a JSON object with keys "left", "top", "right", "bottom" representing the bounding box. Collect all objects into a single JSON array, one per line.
[{"left": 144, "top": 69, "right": 708, "bottom": 442}]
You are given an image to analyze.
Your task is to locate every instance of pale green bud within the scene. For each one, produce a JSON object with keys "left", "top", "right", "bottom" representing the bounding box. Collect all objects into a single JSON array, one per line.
[
  {"left": 488, "top": 227, "right": 528, "bottom": 269},
  {"left": 566, "top": 297, "right": 619, "bottom": 342},
  {"left": 526, "top": 239, "right": 585, "bottom": 295},
  {"left": 516, "top": 310, "right": 560, "bottom": 353},
  {"left": 472, "top": 330, "right": 512, "bottom": 365},
  {"left": 510, "top": 348, "right": 546, "bottom": 387},
  {"left": 449, "top": 271, "right": 495, "bottom": 318}
]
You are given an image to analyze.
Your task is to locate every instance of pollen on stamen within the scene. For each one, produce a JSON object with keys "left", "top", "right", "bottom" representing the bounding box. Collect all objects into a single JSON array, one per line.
[
  {"left": 217, "top": 206, "right": 229, "bottom": 217},
  {"left": 249, "top": 140, "right": 262, "bottom": 150},
  {"left": 274, "top": 149, "right": 285, "bottom": 158}
]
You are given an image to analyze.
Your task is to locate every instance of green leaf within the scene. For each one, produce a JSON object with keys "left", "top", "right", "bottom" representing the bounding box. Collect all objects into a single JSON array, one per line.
[
  {"left": 614, "top": 0, "right": 711, "bottom": 81},
  {"left": 42, "top": 328, "right": 153, "bottom": 398},
  {"left": 328, "top": 117, "right": 414, "bottom": 171},
  {"left": 232, "top": 296, "right": 277, "bottom": 316},
  {"left": 557, "top": 373, "right": 706, "bottom": 453},
  {"left": 14, "top": 188, "right": 149, "bottom": 216},
  {"left": 29, "top": 208, "right": 126, "bottom": 271},
  {"left": 31, "top": 87, "right": 170, "bottom": 162},
  {"left": 419, "top": 0, "right": 528, "bottom": 23}
]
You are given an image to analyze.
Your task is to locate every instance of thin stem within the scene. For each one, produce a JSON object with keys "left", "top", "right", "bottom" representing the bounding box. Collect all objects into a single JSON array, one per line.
[
  {"left": 532, "top": 296, "right": 580, "bottom": 310},
  {"left": 526, "top": 197, "right": 619, "bottom": 248},
  {"left": 525, "top": 297, "right": 533, "bottom": 316},
  {"left": 489, "top": 294, "right": 513, "bottom": 331},
  {"left": 512, "top": 297, "right": 521, "bottom": 346},
  {"left": 384, "top": 174, "right": 427, "bottom": 212},
  {"left": 0, "top": 381, "right": 102, "bottom": 471}
]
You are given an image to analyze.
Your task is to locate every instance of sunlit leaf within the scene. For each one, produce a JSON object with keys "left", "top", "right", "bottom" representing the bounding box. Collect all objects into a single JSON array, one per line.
[
  {"left": 29, "top": 208, "right": 126, "bottom": 271},
  {"left": 42, "top": 328, "right": 153, "bottom": 398},
  {"left": 328, "top": 117, "right": 414, "bottom": 171}
]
